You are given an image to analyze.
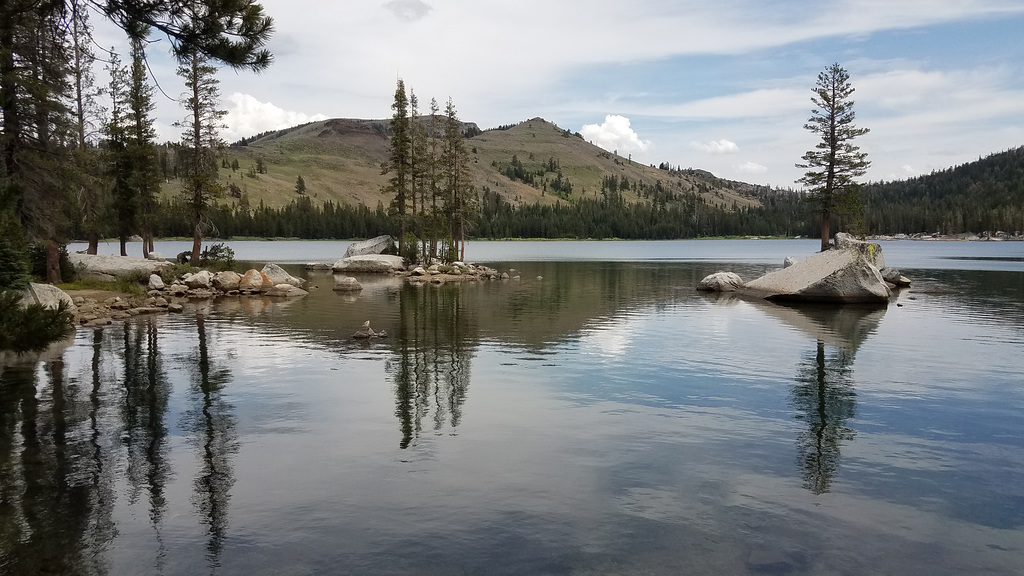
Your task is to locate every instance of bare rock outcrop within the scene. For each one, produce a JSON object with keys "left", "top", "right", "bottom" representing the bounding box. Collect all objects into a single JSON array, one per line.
[
  {"left": 343, "top": 235, "right": 395, "bottom": 258},
  {"left": 742, "top": 248, "right": 890, "bottom": 304}
]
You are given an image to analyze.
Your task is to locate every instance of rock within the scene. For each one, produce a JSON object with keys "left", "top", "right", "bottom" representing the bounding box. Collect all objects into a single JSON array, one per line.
[
  {"left": 743, "top": 248, "right": 890, "bottom": 304},
  {"left": 68, "top": 253, "right": 171, "bottom": 280},
  {"left": 344, "top": 235, "right": 395, "bottom": 258},
  {"left": 305, "top": 262, "right": 332, "bottom": 270},
  {"left": 239, "top": 269, "right": 269, "bottom": 292},
  {"left": 212, "top": 271, "right": 242, "bottom": 292},
  {"left": 879, "top": 266, "right": 911, "bottom": 287},
  {"left": 410, "top": 266, "right": 428, "bottom": 276},
  {"left": 168, "top": 283, "right": 188, "bottom": 296},
  {"left": 265, "top": 283, "right": 308, "bottom": 298},
  {"left": 167, "top": 303, "right": 184, "bottom": 313},
  {"left": 783, "top": 256, "right": 796, "bottom": 268},
  {"left": 21, "top": 283, "right": 77, "bottom": 313},
  {"left": 261, "top": 263, "right": 305, "bottom": 287},
  {"left": 146, "top": 252, "right": 164, "bottom": 261},
  {"left": 332, "top": 254, "right": 405, "bottom": 273},
  {"left": 184, "top": 269, "right": 213, "bottom": 289},
  {"left": 148, "top": 273, "right": 165, "bottom": 290},
  {"left": 333, "top": 277, "right": 363, "bottom": 291},
  {"left": 697, "top": 272, "right": 745, "bottom": 292},
  {"left": 834, "top": 232, "right": 885, "bottom": 269}
]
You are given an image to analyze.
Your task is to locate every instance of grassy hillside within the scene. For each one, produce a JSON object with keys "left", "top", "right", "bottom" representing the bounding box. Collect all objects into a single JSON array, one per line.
[{"left": 162, "top": 117, "right": 763, "bottom": 213}]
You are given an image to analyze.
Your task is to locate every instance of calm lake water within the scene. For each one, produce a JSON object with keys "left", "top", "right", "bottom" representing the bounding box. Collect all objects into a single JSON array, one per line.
[{"left": 4, "top": 240, "right": 1023, "bottom": 575}]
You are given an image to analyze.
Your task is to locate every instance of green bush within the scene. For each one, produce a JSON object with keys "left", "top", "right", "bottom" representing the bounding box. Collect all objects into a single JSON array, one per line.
[
  {"left": 0, "top": 290, "right": 74, "bottom": 353},
  {"left": 0, "top": 212, "right": 30, "bottom": 290},
  {"left": 199, "top": 242, "right": 235, "bottom": 270}
]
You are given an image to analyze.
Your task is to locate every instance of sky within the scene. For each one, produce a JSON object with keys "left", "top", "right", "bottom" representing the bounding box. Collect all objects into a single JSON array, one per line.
[{"left": 92, "top": 0, "right": 1024, "bottom": 189}]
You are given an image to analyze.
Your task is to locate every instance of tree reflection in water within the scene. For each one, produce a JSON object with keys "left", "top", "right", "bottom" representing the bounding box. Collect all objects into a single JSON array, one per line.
[
  {"left": 792, "top": 339, "right": 857, "bottom": 495},
  {"left": 181, "top": 313, "right": 238, "bottom": 570},
  {"left": 389, "top": 284, "right": 474, "bottom": 449}
]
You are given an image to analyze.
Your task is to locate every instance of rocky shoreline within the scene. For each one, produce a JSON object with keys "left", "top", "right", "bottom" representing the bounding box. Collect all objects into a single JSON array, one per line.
[{"left": 866, "top": 231, "right": 1022, "bottom": 241}]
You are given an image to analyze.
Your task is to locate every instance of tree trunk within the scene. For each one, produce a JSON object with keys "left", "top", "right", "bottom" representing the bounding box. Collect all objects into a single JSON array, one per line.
[
  {"left": 87, "top": 232, "right": 99, "bottom": 255},
  {"left": 191, "top": 220, "right": 202, "bottom": 263},
  {"left": 120, "top": 235, "right": 128, "bottom": 256},
  {"left": 45, "top": 239, "right": 61, "bottom": 284},
  {"left": 820, "top": 210, "right": 831, "bottom": 252}
]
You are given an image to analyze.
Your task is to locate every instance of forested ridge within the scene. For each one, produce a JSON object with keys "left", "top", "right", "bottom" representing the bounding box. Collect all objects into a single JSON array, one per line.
[
  {"left": 123, "top": 144, "right": 1024, "bottom": 241},
  {"left": 861, "top": 146, "right": 1024, "bottom": 234}
]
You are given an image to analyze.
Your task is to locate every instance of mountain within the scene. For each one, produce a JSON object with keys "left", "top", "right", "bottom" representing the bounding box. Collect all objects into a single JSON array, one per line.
[{"left": 164, "top": 117, "right": 766, "bottom": 212}]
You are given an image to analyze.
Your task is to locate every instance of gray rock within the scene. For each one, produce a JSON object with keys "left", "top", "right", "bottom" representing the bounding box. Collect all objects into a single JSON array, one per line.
[
  {"left": 343, "top": 235, "right": 395, "bottom": 258},
  {"left": 333, "top": 277, "right": 363, "bottom": 291},
  {"left": 332, "top": 254, "right": 405, "bottom": 273},
  {"left": 21, "top": 283, "right": 77, "bottom": 313},
  {"left": 783, "top": 256, "right": 797, "bottom": 268},
  {"left": 879, "top": 267, "right": 911, "bottom": 287},
  {"left": 410, "top": 266, "right": 428, "bottom": 276},
  {"left": 148, "top": 273, "right": 165, "bottom": 290},
  {"left": 305, "top": 262, "right": 332, "bottom": 270},
  {"left": 146, "top": 252, "right": 164, "bottom": 261},
  {"left": 743, "top": 248, "right": 890, "bottom": 304},
  {"left": 835, "top": 232, "right": 886, "bottom": 270},
  {"left": 261, "top": 263, "right": 305, "bottom": 287},
  {"left": 184, "top": 270, "right": 213, "bottom": 289},
  {"left": 697, "top": 272, "right": 745, "bottom": 292},
  {"left": 265, "top": 283, "right": 308, "bottom": 298},
  {"left": 167, "top": 303, "right": 184, "bottom": 313},
  {"left": 68, "top": 253, "right": 171, "bottom": 280},
  {"left": 212, "top": 270, "right": 242, "bottom": 292}
]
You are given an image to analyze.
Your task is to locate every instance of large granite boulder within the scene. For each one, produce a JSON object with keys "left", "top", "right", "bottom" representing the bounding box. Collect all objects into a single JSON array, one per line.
[
  {"left": 183, "top": 270, "right": 213, "bottom": 289},
  {"left": 261, "top": 263, "right": 305, "bottom": 287},
  {"left": 148, "top": 274, "right": 165, "bottom": 291},
  {"left": 21, "top": 283, "right": 76, "bottom": 313},
  {"left": 696, "top": 272, "right": 744, "bottom": 292},
  {"left": 212, "top": 271, "right": 242, "bottom": 292},
  {"left": 332, "top": 254, "right": 405, "bottom": 273},
  {"left": 68, "top": 253, "right": 171, "bottom": 281},
  {"left": 834, "top": 232, "right": 885, "bottom": 270},
  {"left": 742, "top": 248, "right": 890, "bottom": 304},
  {"left": 344, "top": 235, "right": 395, "bottom": 258}
]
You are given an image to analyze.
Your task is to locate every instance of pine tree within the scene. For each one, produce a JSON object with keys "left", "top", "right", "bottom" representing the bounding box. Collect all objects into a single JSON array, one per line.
[
  {"left": 796, "top": 63, "right": 870, "bottom": 251},
  {"left": 383, "top": 79, "right": 412, "bottom": 258},
  {"left": 295, "top": 174, "right": 306, "bottom": 194},
  {"left": 126, "top": 34, "right": 161, "bottom": 258},
  {"left": 440, "top": 98, "right": 475, "bottom": 262},
  {"left": 176, "top": 50, "right": 226, "bottom": 263}
]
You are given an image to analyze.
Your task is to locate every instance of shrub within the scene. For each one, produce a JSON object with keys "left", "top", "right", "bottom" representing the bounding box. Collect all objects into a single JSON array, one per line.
[{"left": 0, "top": 290, "right": 74, "bottom": 353}]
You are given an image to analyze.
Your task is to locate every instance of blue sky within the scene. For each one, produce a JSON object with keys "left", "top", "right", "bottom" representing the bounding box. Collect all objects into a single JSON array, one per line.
[{"left": 94, "top": 0, "right": 1024, "bottom": 189}]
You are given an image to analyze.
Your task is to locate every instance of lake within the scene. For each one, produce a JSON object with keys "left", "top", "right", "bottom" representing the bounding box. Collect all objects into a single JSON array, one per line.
[{"left": 3, "top": 239, "right": 1023, "bottom": 575}]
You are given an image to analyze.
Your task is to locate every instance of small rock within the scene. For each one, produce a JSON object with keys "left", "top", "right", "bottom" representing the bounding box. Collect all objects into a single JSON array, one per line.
[
  {"left": 697, "top": 272, "right": 744, "bottom": 292},
  {"left": 783, "top": 256, "right": 796, "bottom": 268},
  {"left": 167, "top": 303, "right": 184, "bottom": 313},
  {"left": 148, "top": 273, "right": 165, "bottom": 290},
  {"left": 333, "top": 277, "right": 363, "bottom": 292}
]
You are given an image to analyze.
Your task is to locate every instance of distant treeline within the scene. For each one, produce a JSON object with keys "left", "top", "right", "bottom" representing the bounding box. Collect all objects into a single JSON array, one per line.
[
  {"left": 861, "top": 146, "right": 1024, "bottom": 234},
  {"left": 88, "top": 146, "right": 1023, "bottom": 242}
]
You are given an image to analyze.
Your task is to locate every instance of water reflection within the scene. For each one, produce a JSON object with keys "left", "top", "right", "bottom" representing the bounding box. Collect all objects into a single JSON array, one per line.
[
  {"left": 753, "top": 302, "right": 884, "bottom": 495},
  {"left": 119, "top": 319, "right": 172, "bottom": 571},
  {"left": 389, "top": 285, "right": 474, "bottom": 449},
  {"left": 181, "top": 314, "right": 238, "bottom": 570}
]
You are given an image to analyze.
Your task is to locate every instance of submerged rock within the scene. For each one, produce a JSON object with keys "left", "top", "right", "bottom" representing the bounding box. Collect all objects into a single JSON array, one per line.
[{"left": 265, "top": 283, "right": 308, "bottom": 298}]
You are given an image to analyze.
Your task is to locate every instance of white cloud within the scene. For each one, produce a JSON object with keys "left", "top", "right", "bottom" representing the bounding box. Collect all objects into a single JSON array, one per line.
[
  {"left": 691, "top": 139, "right": 739, "bottom": 154},
  {"left": 580, "top": 115, "right": 652, "bottom": 154},
  {"left": 222, "top": 93, "right": 329, "bottom": 142},
  {"left": 737, "top": 162, "right": 768, "bottom": 174},
  {"left": 383, "top": 0, "right": 432, "bottom": 22}
]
